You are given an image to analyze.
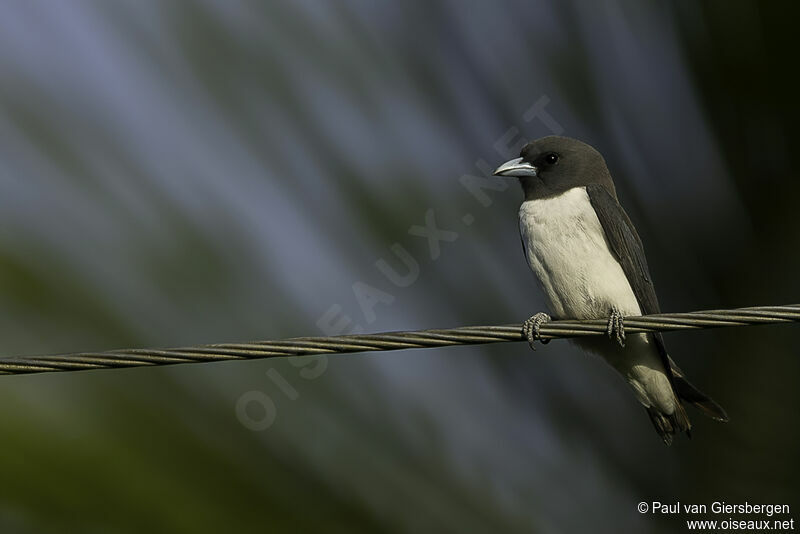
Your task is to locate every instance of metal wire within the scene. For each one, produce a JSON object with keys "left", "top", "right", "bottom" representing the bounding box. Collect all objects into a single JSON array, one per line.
[{"left": 1, "top": 304, "right": 798, "bottom": 376}]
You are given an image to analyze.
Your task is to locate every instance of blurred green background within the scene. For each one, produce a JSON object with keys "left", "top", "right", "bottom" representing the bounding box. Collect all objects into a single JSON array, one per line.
[{"left": 0, "top": 0, "right": 797, "bottom": 532}]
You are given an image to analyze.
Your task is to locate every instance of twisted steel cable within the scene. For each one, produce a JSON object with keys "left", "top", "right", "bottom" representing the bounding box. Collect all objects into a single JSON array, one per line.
[{"left": 1, "top": 304, "right": 798, "bottom": 376}]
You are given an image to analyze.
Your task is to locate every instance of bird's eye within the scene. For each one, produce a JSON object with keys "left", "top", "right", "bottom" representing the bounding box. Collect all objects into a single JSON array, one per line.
[{"left": 544, "top": 153, "right": 559, "bottom": 165}]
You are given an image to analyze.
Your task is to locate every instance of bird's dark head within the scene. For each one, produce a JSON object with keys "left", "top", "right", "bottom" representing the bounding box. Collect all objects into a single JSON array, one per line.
[{"left": 493, "top": 136, "right": 616, "bottom": 201}]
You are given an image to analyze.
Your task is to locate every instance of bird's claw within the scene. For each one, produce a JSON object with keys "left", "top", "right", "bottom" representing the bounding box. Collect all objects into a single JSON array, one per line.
[
  {"left": 522, "top": 312, "right": 551, "bottom": 350},
  {"left": 606, "top": 306, "right": 626, "bottom": 347}
]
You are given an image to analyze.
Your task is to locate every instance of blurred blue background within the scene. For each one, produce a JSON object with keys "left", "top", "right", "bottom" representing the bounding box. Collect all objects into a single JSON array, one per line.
[{"left": 0, "top": 0, "right": 797, "bottom": 532}]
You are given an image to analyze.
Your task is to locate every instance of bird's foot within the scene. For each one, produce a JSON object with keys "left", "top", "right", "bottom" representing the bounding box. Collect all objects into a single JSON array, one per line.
[
  {"left": 606, "top": 306, "right": 626, "bottom": 347},
  {"left": 522, "top": 312, "right": 551, "bottom": 350}
]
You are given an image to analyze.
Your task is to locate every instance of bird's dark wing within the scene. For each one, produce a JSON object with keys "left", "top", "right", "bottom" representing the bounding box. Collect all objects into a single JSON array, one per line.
[
  {"left": 585, "top": 184, "right": 673, "bottom": 375},
  {"left": 586, "top": 184, "right": 729, "bottom": 424},
  {"left": 585, "top": 184, "right": 660, "bottom": 316}
]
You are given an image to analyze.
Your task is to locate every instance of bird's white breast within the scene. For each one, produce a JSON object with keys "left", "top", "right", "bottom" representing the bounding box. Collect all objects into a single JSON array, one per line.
[{"left": 519, "top": 186, "right": 641, "bottom": 320}]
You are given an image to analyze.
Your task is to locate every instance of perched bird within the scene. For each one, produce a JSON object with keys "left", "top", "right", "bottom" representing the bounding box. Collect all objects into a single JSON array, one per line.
[{"left": 494, "top": 136, "right": 728, "bottom": 444}]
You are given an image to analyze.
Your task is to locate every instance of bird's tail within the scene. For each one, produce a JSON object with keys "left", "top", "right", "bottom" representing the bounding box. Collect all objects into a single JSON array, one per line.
[
  {"left": 647, "top": 358, "right": 729, "bottom": 445},
  {"left": 669, "top": 358, "right": 730, "bottom": 423},
  {"left": 647, "top": 400, "right": 691, "bottom": 446}
]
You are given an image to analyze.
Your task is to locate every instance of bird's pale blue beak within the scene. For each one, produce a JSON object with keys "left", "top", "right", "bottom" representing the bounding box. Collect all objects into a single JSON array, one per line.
[{"left": 493, "top": 157, "right": 538, "bottom": 177}]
